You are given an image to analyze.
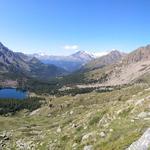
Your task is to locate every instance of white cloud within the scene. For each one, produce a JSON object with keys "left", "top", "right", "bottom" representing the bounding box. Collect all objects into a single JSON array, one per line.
[
  {"left": 63, "top": 45, "right": 79, "bottom": 50},
  {"left": 92, "top": 51, "right": 109, "bottom": 58}
]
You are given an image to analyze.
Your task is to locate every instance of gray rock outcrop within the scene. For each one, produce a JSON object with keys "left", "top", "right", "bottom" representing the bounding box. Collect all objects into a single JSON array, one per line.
[{"left": 126, "top": 128, "right": 150, "bottom": 150}]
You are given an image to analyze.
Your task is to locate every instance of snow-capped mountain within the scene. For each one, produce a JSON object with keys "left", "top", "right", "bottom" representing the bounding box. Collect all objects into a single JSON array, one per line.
[
  {"left": 70, "top": 51, "right": 94, "bottom": 62},
  {"left": 31, "top": 51, "right": 95, "bottom": 72}
]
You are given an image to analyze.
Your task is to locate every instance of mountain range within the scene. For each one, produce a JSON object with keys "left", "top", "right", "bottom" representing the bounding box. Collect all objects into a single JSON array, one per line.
[
  {"left": 32, "top": 51, "right": 95, "bottom": 72},
  {"left": 1, "top": 41, "right": 150, "bottom": 88},
  {"left": 77, "top": 44, "right": 150, "bottom": 87},
  {"left": 0, "top": 42, "right": 67, "bottom": 86},
  {"left": 81, "top": 50, "right": 126, "bottom": 71},
  {"left": 2, "top": 42, "right": 150, "bottom": 149}
]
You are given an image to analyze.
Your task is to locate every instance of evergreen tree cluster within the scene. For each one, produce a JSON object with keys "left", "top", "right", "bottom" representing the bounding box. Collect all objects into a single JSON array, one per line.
[{"left": 0, "top": 97, "right": 43, "bottom": 115}]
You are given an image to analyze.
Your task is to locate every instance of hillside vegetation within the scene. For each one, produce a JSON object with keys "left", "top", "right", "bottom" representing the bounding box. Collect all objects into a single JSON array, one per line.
[
  {"left": 0, "top": 97, "right": 44, "bottom": 115},
  {"left": 1, "top": 83, "right": 150, "bottom": 149}
]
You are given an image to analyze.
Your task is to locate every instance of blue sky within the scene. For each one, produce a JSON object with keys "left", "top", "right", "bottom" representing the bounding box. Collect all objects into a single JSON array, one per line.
[{"left": 0, "top": 0, "right": 150, "bottom": 55}]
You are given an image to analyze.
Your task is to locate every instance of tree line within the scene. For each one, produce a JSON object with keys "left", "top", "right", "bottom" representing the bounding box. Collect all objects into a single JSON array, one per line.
[{"left": 0, "top": 97, "right": 44, "bottom": 115}]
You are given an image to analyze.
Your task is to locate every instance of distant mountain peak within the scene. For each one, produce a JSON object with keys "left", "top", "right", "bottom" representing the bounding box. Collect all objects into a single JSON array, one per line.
[
  {"left": 71, "top": 50, "right": 94, "bottom": 59},
  {"left": 0, "top": 42, "right": 7, "bottom": 50},
  {"left": 70, "top": 50, "right": 94, "bottom": 63},
  {"left": 29, "top": 57, "right": 42, "bottom": 64},
  {"left": 109, "top": 49, "right": 124, "bottom": 55},
  {"left": 0, "top": 42, "right": 5, "bottom": 47},
  {"left": 71, "top": 50, "right": 92, "bottom": 56},
  {"left": 91, "top": 50, "right": 124, "bottom": 58},
  {"left": 110, "top": 49, "right": 119, "bottom": 53},
  {"left": 31, "top": 50, "right": 95, "bottom": 72},
  {"left": 82, "top": 50, "right": 126, "bottom": 72}
]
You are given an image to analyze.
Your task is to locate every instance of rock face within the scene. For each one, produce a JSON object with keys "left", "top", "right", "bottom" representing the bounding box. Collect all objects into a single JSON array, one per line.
[
  {"left": 123, "top": 45, "right": 150, "bottom": 64},
  {"left": 126, "top": 128, "right": 150, "bottom": 150}
]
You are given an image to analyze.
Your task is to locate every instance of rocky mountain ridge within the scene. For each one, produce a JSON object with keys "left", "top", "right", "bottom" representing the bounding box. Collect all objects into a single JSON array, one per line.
[
  {"left": 82, "top": 50, "right": 126, "bottom": 71},
  {"left": 0, "top": 42, "right": 67, "bottom": 85},
  {"left": 76, "top": 44, "right": 150, "bottom": 87}
]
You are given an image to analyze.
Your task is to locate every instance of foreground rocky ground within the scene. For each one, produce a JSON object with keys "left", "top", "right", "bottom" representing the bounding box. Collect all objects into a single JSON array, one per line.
[{"left": 1, "top": 84, "right": 150, "bottom": 149}]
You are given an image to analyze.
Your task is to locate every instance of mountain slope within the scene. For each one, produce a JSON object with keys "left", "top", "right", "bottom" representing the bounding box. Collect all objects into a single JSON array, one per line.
[
  {"left": 70, "top": 51, "right": 94, "bottom": 63},
  {"left": 58, "top": 44, "right": 150, "bottom": 87},
  {"left": 55, "top": 50, "right": 126, "bottom": 86},
  {"left": 82, "top": 50, "right": 126, "bottom": 71},
  {"left": 81, "top": 44, "right": 150, "bottom": 86},
  {"left": 33, "top": 51, "right": 94, "bottom": 72},
  {"left": 1, "top": 84, "right": 150, "bottom": 149},
  {"left": 0, "top": 42, "right": 67, "bottom": 85}
]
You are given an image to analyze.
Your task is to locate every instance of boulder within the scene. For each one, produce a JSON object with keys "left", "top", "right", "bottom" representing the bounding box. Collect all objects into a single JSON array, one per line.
[
  {"left": 82, "top": 132, "right": 94, "bottom": 142},
  {"left": 126, "top": 128, "right": 150, "bottom": 150},
  {"left": 138, "top": 112, "right": 150, "bottom": 118},
  {"left": 56, "top": 127, "right": 61, "bottom": 133},
  {"left": 99, "top": 132, "right": 106, "bottom": 138},
  {"left": 83, "top": 145, "right": 93, "bottom": 150}
]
